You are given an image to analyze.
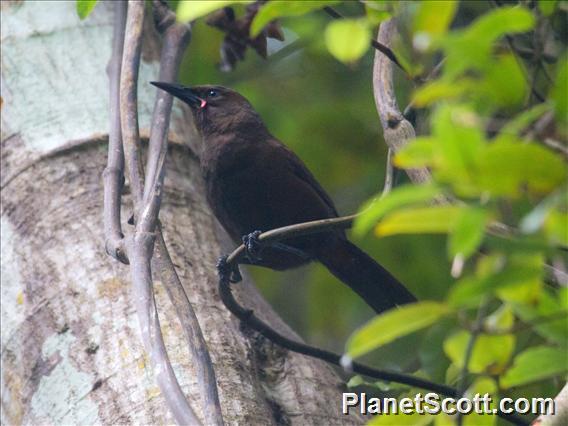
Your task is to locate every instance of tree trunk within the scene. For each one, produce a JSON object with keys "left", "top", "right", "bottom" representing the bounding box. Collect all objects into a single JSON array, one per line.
[{"left": 0, "top": 1, "right": 355, "bottom": 424}]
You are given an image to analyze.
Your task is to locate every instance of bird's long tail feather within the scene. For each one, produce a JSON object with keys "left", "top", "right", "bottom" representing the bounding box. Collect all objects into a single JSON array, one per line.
[{"left": 317, "top": 238, "right": 416, "bottom": 313}]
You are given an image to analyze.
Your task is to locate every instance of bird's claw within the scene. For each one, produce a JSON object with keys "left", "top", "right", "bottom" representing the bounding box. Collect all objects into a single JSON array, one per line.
[
  {"left": 242, "top": 230, "right": 263, "bottom": 263},
  {"left": 216, "top": 255, "right": 242, "bottom": 283}
]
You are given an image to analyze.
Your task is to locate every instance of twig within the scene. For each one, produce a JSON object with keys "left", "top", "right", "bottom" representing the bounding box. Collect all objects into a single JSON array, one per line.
[
  {"left": 267, "top": 37, "right": 307, "bottom": 63},
  {"left": 510, "top": 45, "right": 556, "bottom": 64},
  {"left": 218, "top": 273, "right": 454, "bottom": 396},
  {"left": 154, "top": 229, "right": 224, "bottom": 426},
  {"left": 524, "top": 111, "right": 568, "bottom": 159},
  {"left": 380, "top": 148, "right": 394, "bottom": 198},
  {"left": 119, "top": 1, "right": 202, "bottom": 424},
  {"left": 481, "top": 310, "right": 568, "bottom": 335},
  {"left": 146, "top": 1, "right": 224, "bottom": 424},
  {"left": 128, "top": 234, "right": 201, "bottom": 425},
  {"left": 456, "top": 301, "right": 489, "bottom": 426},
  {"left": 370, "top": 39, "right": 405, "bottom": 73},
  {"left": 226, "top": 215, "right": 355, "bottom": 265},
  {"left": 121, "top": 0, "right": 146, "bottom": 211},
  {"left": 541, "top": 139, "right": 568, "bottom": 159},
  {"left": 403, "top": 58, "right": 446, "bottom": 119},
  {"left": 217, "top": 234, "right": 528, "bottom": 426},
  {"left": 104, "top": 0, "right": 128, "bottom": 264},
  {"left": 373, "top": 19, "right": 431, "bottom": 184},
  {"left": 322, "top": 6, "right": 342, "bottom": 19}
]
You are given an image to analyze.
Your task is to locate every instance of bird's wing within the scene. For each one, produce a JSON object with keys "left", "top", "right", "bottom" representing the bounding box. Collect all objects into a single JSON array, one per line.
[{"left": 272, "top": 140, "right": 340, "bottom": 218}]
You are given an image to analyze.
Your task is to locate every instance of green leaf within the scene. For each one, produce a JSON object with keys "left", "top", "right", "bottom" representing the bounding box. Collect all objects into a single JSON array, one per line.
[
  {"left": 412, "top": 80, "right": 470, "bottom": 107},
  {"left": 176, "top": 1, "right": 252, "bottom": 23},
  {"left": 251, "top": 0, "right": 339, "bottom": 37},
  {"left": 365, "top": 2, "right": 391, "bottom": 26},
  {"left": 420, "top": 320, "right": 453, "bottom": 382},
  {"left": 545, "top": 210, "right": 568, "bottom": 246},
  {"left": 376, "top": 205, "right": 465, "bottom": 236},
  {"left": 346, "top": 375, "right": 365, "bottom": 388},
  {"left": 354, "top": 184, "right": 441, "bottom": 237},
  {"left": 346, "top": 302, "right": 451, "bottom": 359},
  {"left": 466, "top": 7, "right": 534, "bottom": 50},
  {"left": 497, "top": 278, "right": 541, "bottom": 305},
  {"left": 76, "top": 0, "right": 98, "bottom": 20},
  {"left": 512, "top": 291, "right": 568, "bottom": 346},
  {"left": 477, "top": 141, "right": 567, "bottom": 196},
  {"left": 449, "top": 254, "right": 543, "bottom": 308},
  {"left": 442, "top": 7, "right": 534, "bottom": 79},
  {"left": 444, "top": 331, "right": 515, "bottom": 374},
  {"left": 448, "top": 207, "right": 488, "bottom": 259},
  {"left": 501, "top": 346, "right": 567, "bottom": 388},
  {"left": 484, "top": 304, "right": 514, "bottom": 334},
  {"left": 478, "top": 54, "right": 527, "bottom": 110},
  {"left": 324, "top": 19, "right": 371, "bottom": 64},
  {"left": 430, "top": 105, "right": 485, "bottom": 195},
  {"left": 414, "top": 0, "right": 457, "bottom": 37},
  {"left": 538, "top": 0, "right": 558, "bottom": 16},
  {"left": 346, "top": 375, "right": 410, "bottom": 392},
  {"left": 552, "top": 56, "right": 568, "bottom": 128},
  {"left": 561, "top": 288, "right": 568, "bottom": 311}
]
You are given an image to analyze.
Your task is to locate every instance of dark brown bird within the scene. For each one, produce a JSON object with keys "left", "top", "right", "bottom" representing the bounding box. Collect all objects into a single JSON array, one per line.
[{"left": 151, "top": 82, "right": 416, "bottom": 313}]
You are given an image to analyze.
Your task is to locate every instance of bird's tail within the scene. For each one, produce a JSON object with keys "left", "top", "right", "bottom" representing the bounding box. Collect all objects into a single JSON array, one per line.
[{"left": 316, "top": 238, "right": 416, "bottom": 313}]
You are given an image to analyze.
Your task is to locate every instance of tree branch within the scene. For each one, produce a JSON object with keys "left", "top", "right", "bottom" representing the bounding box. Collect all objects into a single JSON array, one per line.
[
  {"left": 380, "top": 148, "right": 394, "bottom": 198},
  {"left": 121, "top": 1, "right": 146, "bottom": 212},
  {"left": 216, "top": 221, "right": 528, "bottom": 426},
  {"left": 218, "top": 267, "right": 455, "bottom": 397},
  {"left": 116, "top": 1, "right": 206, "bottom": 424},
  {"left": 373, "top": 19, "right": 431, "bottom": 184},
  {"left": 153, "top": 229, "right": 224, "bottom": 426},
  {"left": 145, "top": 1, "right": 224, "bottom": 424},
  {"left": 104, "top": 0, "right": 128, "bottom": 264}
]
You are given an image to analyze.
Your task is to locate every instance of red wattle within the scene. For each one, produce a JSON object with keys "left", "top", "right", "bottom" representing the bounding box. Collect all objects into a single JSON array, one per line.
[{"left": 200, "top": 99, "right": 207, "bottom": 108}]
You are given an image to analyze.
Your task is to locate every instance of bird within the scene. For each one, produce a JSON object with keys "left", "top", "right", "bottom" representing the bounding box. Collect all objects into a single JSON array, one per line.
[{"left": 151, "top": 82, "right": 416, "bottom": 313}]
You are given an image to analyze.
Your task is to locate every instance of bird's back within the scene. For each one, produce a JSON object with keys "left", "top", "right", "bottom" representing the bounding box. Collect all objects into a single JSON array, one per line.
[{"left": 202, "top": 134, "right": 342, "bottom": 269}]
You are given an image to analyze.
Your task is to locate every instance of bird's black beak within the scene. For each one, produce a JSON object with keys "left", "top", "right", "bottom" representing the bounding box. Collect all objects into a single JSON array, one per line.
[{"left": 150, "top": 81, "right": 204, "bottom": 108}]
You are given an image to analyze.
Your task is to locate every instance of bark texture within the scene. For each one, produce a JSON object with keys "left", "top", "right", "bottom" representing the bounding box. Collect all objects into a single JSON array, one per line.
[{"left": 0, "top": 1, "right": 354, "bottom": 424}]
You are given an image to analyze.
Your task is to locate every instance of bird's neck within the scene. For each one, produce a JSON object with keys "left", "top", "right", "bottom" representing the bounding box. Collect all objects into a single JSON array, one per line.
[{"left": 199, "top": 124, "right": 270, "bottom": 178}]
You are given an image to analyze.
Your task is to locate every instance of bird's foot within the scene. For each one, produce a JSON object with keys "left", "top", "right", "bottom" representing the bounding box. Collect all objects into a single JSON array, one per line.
[
  {"left": 242, "top": 230, "right": 263, "bottom": 263},
  {"left": 216, "top": 255, "right": 242, "bottom": 284}
]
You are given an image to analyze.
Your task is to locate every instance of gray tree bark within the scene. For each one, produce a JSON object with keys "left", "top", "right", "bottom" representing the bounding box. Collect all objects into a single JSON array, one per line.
[{"left": 0, "top": 1, "right": 355, "bottom": 424}]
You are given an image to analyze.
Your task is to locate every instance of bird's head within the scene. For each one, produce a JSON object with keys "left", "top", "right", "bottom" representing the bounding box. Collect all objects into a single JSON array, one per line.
[{"left": 150, "top": 82, "right": 265, "bottom": 137}]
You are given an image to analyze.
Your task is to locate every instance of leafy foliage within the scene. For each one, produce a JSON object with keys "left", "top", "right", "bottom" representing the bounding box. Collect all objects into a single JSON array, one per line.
[
  {"left": 501, "top": 346, "right": 567, "bottom": 388},
  {"left": 348, "top": 0, "right": 567, "bottom": 416},
  {"left": 346, "top": 301, "right": 451, "bottom": 358}
]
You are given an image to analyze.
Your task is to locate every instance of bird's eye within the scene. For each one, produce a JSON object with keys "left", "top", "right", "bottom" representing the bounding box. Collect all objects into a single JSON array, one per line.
[{"left": 207, "top": 89, "right": 218, "bottom": 98}]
